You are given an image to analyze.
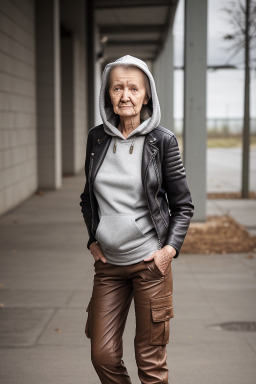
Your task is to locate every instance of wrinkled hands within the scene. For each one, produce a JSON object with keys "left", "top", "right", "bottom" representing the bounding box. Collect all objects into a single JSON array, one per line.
[
  {"left": 89, "top": 242, "right": 107, "bottom": 263},
  {"left": 89, "top": 242, "right": 177, "bottom": 271},
  {"left": 144, "top": 245, "right": 176, "bottom": 275}
]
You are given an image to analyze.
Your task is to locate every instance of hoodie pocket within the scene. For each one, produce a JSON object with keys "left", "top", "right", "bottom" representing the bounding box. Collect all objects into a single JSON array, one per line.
[{"left": 95, "top": 215, "right": 145, "bottom": 253}]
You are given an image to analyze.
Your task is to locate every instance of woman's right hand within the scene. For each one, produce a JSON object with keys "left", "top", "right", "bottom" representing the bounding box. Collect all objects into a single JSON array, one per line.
[{"left": 89, "top": 242, "right": 107, "bottom": 263}]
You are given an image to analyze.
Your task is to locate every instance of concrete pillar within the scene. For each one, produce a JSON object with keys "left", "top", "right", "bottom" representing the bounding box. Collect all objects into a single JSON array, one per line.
[
  {"left": 87, "top": 0, "right": 95, "bottom": 128},
  {"left": 153, "top": 28, "right": 174, "bottom": 132},
  {"left": 36, "top": 0, "right": 62, "bottom": 189},
  {"left": 61, "top": 30, "right": 87, "bottom": 175},
  {"left": 94, "top": 26, "right": 103, "bottom": 126},
  {"left": 61, "top": 34, "right": 74, "bottom": 174},
  {"left": 60, "top": 0, "right": 87, "bottom": 174},
  {"left": 184, "top": 0, "right": 207, "bottom": 221}
]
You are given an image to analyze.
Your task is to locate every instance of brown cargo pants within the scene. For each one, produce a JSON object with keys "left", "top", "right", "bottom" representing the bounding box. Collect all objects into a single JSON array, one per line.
[{"left": 85, "top": 258, "right": 174, "bottom": 384}]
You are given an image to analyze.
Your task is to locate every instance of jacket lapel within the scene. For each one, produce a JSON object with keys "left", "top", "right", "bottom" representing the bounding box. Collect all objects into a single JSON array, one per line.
[
  {"left": 141, "top": 132, "right": 159, "bottom": 184},
  {"left": 90, "top": 134, "right": 111, "bottom": 188}
]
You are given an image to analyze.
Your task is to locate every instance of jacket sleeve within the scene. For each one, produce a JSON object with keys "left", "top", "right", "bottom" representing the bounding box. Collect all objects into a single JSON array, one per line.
[
  {"left": 163, "top": 134, "right": 194, "bottom": 258},
  {"left": 79, "top": 131, "right": 97, "bottom": 250}
]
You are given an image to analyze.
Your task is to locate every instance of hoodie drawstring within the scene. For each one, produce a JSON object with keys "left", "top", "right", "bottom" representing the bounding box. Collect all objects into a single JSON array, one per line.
[{"left": 113, "top": 136, "right": 137, "bottom": 154}]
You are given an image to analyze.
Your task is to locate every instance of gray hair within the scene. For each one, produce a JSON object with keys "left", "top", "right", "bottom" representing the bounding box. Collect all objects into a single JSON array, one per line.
[{"left": 108, "top": 64, "right": 152, "bottom": 100}]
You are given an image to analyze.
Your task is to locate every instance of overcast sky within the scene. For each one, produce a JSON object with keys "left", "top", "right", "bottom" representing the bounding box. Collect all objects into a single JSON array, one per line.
[{"left": 173, "top": 0, "right": 256, "bottom": 119}]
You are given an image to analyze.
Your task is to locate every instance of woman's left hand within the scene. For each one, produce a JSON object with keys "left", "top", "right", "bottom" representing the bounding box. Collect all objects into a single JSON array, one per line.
[{"left": 144, "top": 245, "right": 176, "bottom": 275}]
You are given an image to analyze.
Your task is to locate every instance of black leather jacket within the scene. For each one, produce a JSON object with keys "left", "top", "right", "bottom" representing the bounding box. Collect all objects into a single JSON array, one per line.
[{"left": 79, "top": 124, "right": 194, "bottom": 258}]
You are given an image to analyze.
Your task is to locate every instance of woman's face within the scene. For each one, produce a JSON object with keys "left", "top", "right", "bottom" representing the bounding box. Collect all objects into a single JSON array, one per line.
[{"left": 109, "top": 66, "right": 149, "bottom": 119}]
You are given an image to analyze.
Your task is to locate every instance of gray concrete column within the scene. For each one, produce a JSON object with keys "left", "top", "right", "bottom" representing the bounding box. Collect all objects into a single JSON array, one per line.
[
  {"left": 87, "top": 0, "right": 95, "bottom": 128},
  {"left": 184, "top": 0, "right": 207, "bottom": 221},
  {"left": 153, "top": 27, "right": 174, "bottom": 133},
  {"left": 94, "top": 26, "right": 103, "bottom": 126},
  {"left": 60, "top": 0, "right": 87, "bottom": 174},
  {"left": 61, "top": 34, "right": 74, "bottom": 175},
  {"left": 36, "top": 0, "right": 62, "bottom": 189}
]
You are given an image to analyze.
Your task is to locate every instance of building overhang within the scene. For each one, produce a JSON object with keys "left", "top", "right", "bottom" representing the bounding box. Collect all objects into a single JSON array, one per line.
[{"left": 94, "top": 0, "right": 179, "bottom": 64}]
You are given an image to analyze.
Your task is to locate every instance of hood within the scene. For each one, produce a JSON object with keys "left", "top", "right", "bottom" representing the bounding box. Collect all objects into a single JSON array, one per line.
[{"left": 99, "top": 55, "right": 161, "bottom": 140}]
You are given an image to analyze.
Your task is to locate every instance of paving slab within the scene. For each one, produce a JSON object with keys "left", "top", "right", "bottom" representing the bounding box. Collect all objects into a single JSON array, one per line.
[
  {"left": 0, "top": 308, "right": 54, "bottom": 347},
  {"left": 207, "top": 147, "right": 256, "bottom": 193},
  {"left": 206, "top": 199, "right": 256, "bottom": 236},
  {"left": 0, "top": 172, "right": 256, "bottom": 384}
]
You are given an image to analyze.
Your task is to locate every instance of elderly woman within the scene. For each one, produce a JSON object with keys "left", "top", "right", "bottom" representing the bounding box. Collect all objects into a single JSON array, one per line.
[{"left": 80, "top": 55, "right": 194, "bottom": 384}]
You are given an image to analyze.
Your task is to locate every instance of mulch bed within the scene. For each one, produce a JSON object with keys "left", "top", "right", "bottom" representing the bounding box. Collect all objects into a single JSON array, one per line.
[{"left": 181, "top": 215, "right": 256, "bottom": 255}]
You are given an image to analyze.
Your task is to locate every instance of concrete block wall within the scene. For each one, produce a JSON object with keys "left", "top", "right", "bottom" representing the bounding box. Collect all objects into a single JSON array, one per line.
[{"left": 0, "top": 0, "right": 37, "bottom": 216}]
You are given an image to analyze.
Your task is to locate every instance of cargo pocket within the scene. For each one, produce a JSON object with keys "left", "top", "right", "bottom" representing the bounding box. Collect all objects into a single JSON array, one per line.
[
  {"left": 149, "top": 294, "right": 174, "bottom": 346},
  {"left": 85, "top": 298, "right": 92, "bottom": 338}
]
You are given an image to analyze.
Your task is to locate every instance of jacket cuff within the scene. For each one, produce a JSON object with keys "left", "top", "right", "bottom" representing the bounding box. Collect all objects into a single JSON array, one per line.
[
  {"left": 167, "top": 243, "right": 180, "bottom": 259},
  {"left": 87, "top": 236, "right": 97, "bottom": 250}
]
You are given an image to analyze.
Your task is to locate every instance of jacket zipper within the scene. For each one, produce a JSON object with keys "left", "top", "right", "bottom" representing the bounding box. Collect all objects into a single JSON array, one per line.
[
  {"left": 89, "top": 136, "right": 107, "bottom": 232},
  {"left": 89, "top": 156, "right": 94, "bottom": 179},
  {"left": 153, "top": 158, "right": 168, "bottom": 229},
  {"left": 144, "top": 151, "right": 162, "bottom": 250},
  {"left": 88, "top": 153, "right": 94, "bottom": 230}
]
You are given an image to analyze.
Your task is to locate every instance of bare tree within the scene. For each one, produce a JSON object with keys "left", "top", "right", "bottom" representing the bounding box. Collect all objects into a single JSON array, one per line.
[{"left": 221, "top": 0, "right": 256, "bottom": 198}]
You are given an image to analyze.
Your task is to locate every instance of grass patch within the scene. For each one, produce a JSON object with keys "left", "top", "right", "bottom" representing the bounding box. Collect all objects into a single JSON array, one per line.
[
  {"left": 207, "top": 136, "right": 256, "bottom": 148},
  {"left": 176, "top": 135, "right": 256, "bottom": 149}
]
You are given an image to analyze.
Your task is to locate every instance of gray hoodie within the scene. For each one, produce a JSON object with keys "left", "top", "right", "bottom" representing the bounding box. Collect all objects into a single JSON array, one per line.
[{"left": 93, "top": 55, "right": 162, "bottom": 265}]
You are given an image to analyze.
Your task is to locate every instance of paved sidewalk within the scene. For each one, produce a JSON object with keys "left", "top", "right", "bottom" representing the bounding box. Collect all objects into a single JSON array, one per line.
[
  {"left": 207, "top": 198, "right": 256, "bottom": 236},
  {"left": 0, "top": 171, "right": 256, "bottom": 384},
  {"left": 207, "top": 147, "right": 256, "bottom": 236},
  {"left": 207, "top": 147, "right": 256, "bottom": 193}
]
